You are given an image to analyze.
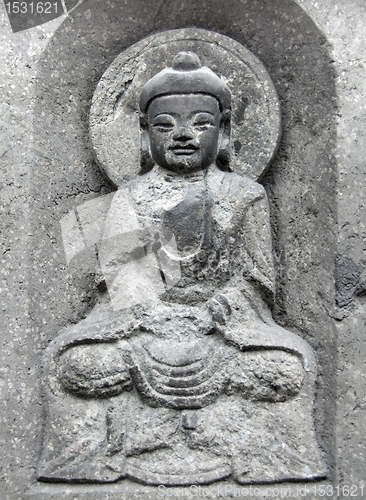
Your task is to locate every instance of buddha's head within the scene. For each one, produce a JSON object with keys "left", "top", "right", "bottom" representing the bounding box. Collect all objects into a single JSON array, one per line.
[{"left": 139, "top": 52, "right": 232, "bottom": 174}]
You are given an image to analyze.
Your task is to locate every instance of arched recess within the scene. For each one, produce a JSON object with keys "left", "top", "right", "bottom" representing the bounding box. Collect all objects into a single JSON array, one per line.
[{"left": 31, "top": 0, "right": 337, "bottom": 479}]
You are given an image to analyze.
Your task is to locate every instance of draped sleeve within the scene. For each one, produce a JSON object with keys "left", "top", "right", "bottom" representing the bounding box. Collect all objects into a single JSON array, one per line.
[
  {"left": 240, "top": 184, "right": 275, "bottom": 308},
  {"left": 207, "top": 166, "right": 275, "bottom": 324}
]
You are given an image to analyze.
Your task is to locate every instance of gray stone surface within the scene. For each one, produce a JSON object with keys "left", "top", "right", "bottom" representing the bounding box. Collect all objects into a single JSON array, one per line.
[
  {"left": 37, "top": 48, "right": 324, "bottom": 488},
  {"left": 0, "top": 0, "right": 365, "bottom": 499}
]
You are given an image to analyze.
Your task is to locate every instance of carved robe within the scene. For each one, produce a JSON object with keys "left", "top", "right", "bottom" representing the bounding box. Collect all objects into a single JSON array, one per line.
[{"left": 38, "top": 165, "right": 326, "bottom": 485}]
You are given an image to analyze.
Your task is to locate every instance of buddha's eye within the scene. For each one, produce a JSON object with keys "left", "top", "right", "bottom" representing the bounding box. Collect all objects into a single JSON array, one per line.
[
  {"left": 193, "top": 113, "right": 215, "bottom": 130},
  {"left": 154, "top": 122, "right": 174, "bottom": 131},
  {"left": 194, "top": 121, "right": 213, "bottom": 130},
  {"left": 151, "top": 115, "right": 175, "bottom": 132}
]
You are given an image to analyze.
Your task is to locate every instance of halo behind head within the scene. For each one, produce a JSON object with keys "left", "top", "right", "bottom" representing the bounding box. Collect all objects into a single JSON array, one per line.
[{"left": 89, "top": 29, "right": 281, "bottom": 186}]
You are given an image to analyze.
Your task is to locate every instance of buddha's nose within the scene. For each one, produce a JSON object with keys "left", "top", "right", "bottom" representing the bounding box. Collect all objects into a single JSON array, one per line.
[{"left": 172, "top": 127, "right": 194, "bottom": 141}]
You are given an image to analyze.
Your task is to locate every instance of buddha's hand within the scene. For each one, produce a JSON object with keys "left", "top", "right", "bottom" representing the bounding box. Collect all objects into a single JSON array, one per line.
[
  {"left": 58, "top": 341, "right": 132, "bottom": 397},
  {"left": 206, "top": 293, "right": 232, "bottom": 334}
]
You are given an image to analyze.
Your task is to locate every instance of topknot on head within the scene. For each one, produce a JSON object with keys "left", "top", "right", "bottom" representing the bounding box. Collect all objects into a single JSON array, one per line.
[
  {"left": 139, "top": 51, "right": 231, "bottom": 114},
  {"left": 172, "top": 52, "right": 201, "bottom": 71}
]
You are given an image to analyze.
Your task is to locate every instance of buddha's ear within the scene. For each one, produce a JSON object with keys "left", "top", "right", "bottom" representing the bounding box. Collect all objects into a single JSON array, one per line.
[
  {"left": 139, "top": 113, "right": 155, "bottom": 174},
  {"left": 217, "top": 110, "right": 232, "bottom": 172}
]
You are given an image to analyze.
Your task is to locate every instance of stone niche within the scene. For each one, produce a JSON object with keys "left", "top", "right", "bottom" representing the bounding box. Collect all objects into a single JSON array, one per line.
[{"left": 29, "top": 0, "right": 337, "bottom": 498}]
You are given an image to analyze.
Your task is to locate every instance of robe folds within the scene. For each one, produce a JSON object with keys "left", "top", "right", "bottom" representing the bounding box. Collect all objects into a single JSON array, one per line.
[{"left": 38, "top": 165, "right": 326, "bottom": 485}]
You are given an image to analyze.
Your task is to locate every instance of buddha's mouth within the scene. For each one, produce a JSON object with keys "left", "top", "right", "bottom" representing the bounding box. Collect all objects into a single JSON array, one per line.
[{"left": 170, "top": 145, "right": 198, "bottom": 155}]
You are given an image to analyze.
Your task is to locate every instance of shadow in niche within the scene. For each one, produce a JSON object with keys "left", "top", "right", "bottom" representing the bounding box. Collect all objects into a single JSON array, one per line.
[{"left": 31, "top": 0, "right": 337, "bottom": 484}]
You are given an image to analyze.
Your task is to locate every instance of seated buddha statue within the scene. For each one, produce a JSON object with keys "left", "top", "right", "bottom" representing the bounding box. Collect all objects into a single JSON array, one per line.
[{"left": 38, "top": 52, "right": 326, "bottom": 486}]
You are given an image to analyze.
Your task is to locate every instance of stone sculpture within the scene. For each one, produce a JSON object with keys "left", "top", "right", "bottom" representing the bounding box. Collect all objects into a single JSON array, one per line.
[{"left": 38, "top": 50, "right": 326, "bottom": 486}]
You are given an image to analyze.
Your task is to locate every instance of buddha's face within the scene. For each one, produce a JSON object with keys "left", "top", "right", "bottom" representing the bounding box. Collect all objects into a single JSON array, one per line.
[{"left": 147, "top": 94, "right": 221, "bottom": 174}]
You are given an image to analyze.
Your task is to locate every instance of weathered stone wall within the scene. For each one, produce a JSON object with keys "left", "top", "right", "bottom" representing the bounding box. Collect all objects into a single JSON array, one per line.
[
  {"left": 297, "top": 0, "right": 366, "bottom": 488},
  {"left": 0, "top": 1, "right": 365, "bottom": 498}
]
